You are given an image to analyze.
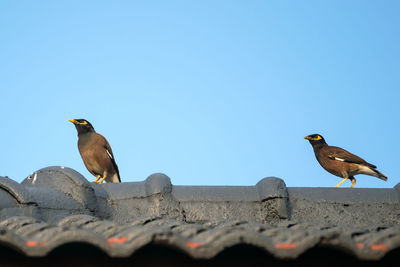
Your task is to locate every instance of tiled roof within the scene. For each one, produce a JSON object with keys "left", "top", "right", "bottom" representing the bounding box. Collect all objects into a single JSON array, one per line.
[
  {"left": 0, "top": 215, "right": 399, "bottom": 260},
  {"left": 0, "top": 166, "right": 399, "bottom": 261}
]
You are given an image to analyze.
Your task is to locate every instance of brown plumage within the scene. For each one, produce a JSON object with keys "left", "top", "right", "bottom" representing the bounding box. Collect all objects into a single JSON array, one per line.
[
  {"left": 304, "top": 134, "right": 387, "bottom": 188},
  {"left": 69, "top": 119, "right": 121, "bottom": 183}
]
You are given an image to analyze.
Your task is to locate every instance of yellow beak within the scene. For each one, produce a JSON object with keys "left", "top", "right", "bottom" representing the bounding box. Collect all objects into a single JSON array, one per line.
[{"left": 69, "top": 119, "right": 78, "bottom": 124}]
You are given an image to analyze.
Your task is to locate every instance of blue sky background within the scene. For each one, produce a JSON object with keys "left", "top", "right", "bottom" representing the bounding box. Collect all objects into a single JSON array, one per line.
[{"left": 1, "top": 1, "right": 399, "bottom": 188}]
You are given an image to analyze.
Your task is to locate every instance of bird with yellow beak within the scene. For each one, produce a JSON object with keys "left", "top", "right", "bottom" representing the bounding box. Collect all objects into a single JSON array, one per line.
[
  {"left": 304, "top": 134, "right": 387, "bottom": 188},
  {"left": 69, "top": 119, "right": 121, "bottom": 183}
]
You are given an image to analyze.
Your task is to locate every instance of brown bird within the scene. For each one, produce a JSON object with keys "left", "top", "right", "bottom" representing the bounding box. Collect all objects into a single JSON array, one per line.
[
  {"left": 69, "top": 119, "right": 121, "bottom": 183},
  {"left": 304, "top": 134, "right": 387, "bottom": 188}
]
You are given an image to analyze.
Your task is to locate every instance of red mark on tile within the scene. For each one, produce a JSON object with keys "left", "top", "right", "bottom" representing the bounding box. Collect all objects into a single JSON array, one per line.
[
  {"left": 370, "top": 244, "right": 387, "bottom": 252},
  {"left": 276, "top": 243, "right": 297, "bottom": 250},
  {"left": 26, "top": 241, "right": 38, "bottom": 247},
  {"left": 186, "top": 241, "right": 203, "bottom": 249},
  {"left": 26, "top": 241, "right": 46, "bottom": 247},
  {"left": 355, "top": 243, "right": 364, "bottom": 249},
  {"left": 107, "top": 236, "right": 127, "bottom": 247}
]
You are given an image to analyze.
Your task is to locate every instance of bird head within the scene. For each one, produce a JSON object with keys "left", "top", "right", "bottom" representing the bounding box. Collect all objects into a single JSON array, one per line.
[
  {"left": 304, "top": 134, "right": 327, "bottom": 146},
  {"left": 69, "top": 119, "right": 95, "bottom": 135}
]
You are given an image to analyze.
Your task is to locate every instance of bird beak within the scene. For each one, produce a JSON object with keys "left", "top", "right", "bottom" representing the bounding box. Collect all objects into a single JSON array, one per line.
[
  {"left": 69, "top": 119, "right": 78, "bottom": 124},
  {"left": 304, "top": 136, "right": 311, "bottom": 140}
]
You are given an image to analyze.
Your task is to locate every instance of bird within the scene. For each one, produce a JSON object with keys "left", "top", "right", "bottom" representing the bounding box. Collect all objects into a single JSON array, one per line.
[
  {"left": 69, "top": 119, "right": 121, "bottom": 184},
  {"left": 304, "top": 134, "right": 387, "bottom": 188}
]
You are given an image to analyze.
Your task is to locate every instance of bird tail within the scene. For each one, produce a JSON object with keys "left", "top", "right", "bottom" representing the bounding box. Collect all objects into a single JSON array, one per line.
[
  {"left": 110, "top": 172, "right": 121, "bottom": 183},
  {"left": 359, "top": 165, "right": 388, "bottom": 181},
  {"left": 372, "top": 169, "right": 388, "bottom": 181}
]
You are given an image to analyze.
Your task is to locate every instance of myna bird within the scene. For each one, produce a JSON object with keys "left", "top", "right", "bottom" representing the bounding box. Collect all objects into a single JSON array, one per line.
[
  {"left": 304, "top": 134, "right": 387, "bottom": 188},
  {"left": 69, "top": 119, "right": 121, "bottom": 183}
]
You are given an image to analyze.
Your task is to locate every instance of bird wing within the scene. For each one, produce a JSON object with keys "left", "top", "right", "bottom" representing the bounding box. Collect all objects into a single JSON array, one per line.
[
  {"left": 103, "top": 141, "right": 121, "bottom": 182},
  {"left": 327, "top": 146, "right": 377, "bottom": 169}
]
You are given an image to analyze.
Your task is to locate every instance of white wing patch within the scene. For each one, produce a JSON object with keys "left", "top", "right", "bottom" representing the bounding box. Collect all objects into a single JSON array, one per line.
[
  {"left": 333, "top": 157, "right": 345, "bottom": 162},
  {"left": 105, "top": 148, "right": 113, "bottom": 159},
  {"left": 328, "top": 155, "right": 346, "bottom": 162}
]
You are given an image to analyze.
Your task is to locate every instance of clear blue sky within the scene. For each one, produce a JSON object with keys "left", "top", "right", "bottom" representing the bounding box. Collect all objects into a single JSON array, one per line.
[{"left": 1, "top": 1, "right": 399, "bottom": 188}]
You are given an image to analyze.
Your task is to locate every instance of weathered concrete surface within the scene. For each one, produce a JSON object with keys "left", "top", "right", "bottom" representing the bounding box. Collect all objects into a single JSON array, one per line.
[
  {"left": 173, "top": 177, "right": 289, "bottom": 223},
  {"left": 288, "top": 188, "right": 400, "bottom": 226}
]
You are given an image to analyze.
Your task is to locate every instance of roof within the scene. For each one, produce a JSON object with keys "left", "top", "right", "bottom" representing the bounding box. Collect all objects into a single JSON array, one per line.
[{"left": 0, "top": 166, "right": 400, "bottom": 262}]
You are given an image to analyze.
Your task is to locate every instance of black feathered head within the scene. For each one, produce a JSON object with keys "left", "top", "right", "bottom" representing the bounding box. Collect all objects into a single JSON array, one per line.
[{"left": 69, "top": 119, "right": 95, "bottom": 135}]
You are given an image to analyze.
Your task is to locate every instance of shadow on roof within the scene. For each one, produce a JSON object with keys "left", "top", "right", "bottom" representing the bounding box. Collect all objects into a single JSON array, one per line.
[
  {"left": 46, "top": 242, "right": 109, "bottom": 258},
  {"left": 0, "top": 243, "right": 399, "bottom": 266}
]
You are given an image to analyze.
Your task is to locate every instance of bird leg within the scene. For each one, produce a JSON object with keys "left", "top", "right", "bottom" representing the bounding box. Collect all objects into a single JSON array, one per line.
[
  {"left": 93, "top": 175, "right": 102, "bottom": 184},
  {"left": 350, "top": 177, "right": 356, "bottom": 188},
  {"left": 334, "top": 177, "right": 348, "bottom": 188},
  {"left": 97, "top": 175, "right": 107, "bottom": 184}
]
